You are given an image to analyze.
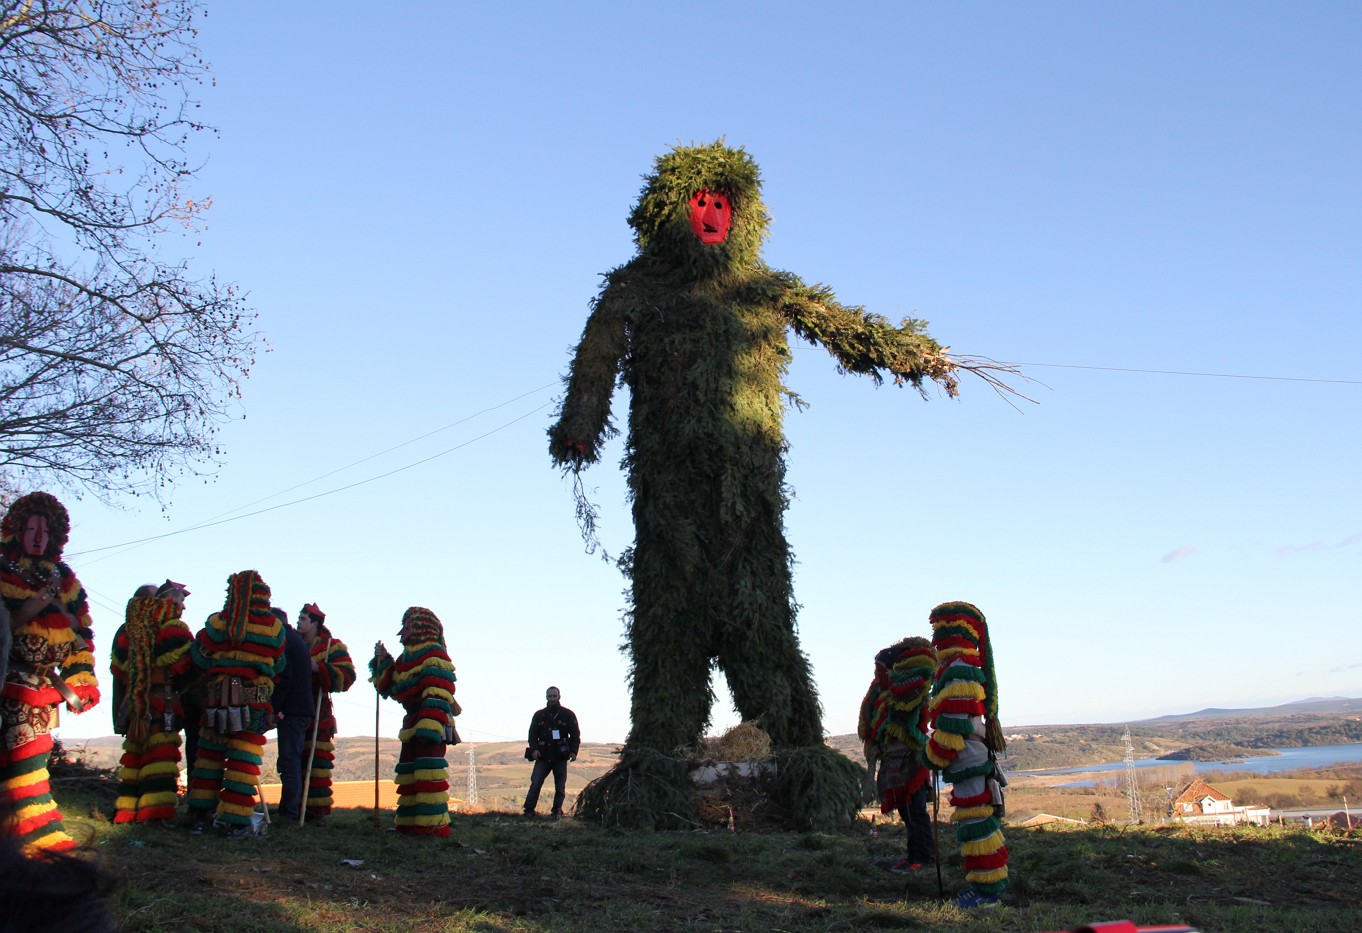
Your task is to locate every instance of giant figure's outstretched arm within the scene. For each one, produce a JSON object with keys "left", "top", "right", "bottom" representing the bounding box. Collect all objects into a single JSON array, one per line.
[
  {"left": 767, "top": 267, "right": 961, "bottom": 398},
  {"left": 548, "top": 271, "right": 631, "bottom": 468}
]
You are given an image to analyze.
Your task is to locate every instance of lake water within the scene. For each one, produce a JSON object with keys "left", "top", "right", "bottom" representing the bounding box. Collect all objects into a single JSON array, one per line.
[{"left": 1019, "top": 743, "right": 1362, "bottom": 786}]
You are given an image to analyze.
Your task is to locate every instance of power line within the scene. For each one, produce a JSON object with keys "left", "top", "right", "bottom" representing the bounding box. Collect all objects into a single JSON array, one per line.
[
  {"left": 1015, "top": 361, "right": 1361, "bottom": 385},
  {"left": 68, "top": 399, "right": 554, "bottom": 557}
]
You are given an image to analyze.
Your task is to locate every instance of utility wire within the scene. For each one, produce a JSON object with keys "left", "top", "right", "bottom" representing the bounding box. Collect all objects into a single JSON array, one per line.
[
  {"left": 65, "top": 359, "right": 1357, "bottom": 560},
  {"left": 1015, "top": 362, "right": 1362, "bottom": 385},
  {"left": 69, "top": 399, "right": 554, "bottom": 557}
]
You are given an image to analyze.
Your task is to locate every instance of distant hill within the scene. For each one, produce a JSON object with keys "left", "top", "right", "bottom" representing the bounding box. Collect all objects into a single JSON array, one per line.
[
  {"left": 58, "top": 695, "right": 1362, "bottom": 782},
  {"left": 1139, "top": 696, "right": 1362, "bottom": 723},
  {"left": 830, "top": 695, "right": 1362, "bottom": 772}
]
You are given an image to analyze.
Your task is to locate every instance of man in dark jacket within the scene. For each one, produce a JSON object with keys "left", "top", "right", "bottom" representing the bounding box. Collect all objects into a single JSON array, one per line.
[
  {"left": 272, "top": 608, "right": 313, "bottom": 822},
  {"left": 523, "top": 686, "right": 580, "bottom": 818}
]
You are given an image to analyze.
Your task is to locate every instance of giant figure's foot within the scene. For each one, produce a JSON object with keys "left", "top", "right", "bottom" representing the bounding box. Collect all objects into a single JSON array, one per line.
[
  {"left": 769, "top": 744, "right": 864, "bottom": 831},
  {"left": 574, "top": 748, "right": 696, "bottom": 829}
]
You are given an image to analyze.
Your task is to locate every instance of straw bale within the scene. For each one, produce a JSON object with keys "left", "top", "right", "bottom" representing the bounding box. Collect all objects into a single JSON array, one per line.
[{"left": 694, "top": 722, "right": 772, "bottom": 762}]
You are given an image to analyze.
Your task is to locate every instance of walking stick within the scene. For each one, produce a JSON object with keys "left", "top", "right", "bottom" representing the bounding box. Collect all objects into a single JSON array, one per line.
[
  {"left": 299, "top": 638, "right": 331, "bottom": 826},
  {"left": 932, "top": 771, "right": 944, "bottom": 899},
  {"left": 373, "top": 676, "right": 381, "bottom": 829}
]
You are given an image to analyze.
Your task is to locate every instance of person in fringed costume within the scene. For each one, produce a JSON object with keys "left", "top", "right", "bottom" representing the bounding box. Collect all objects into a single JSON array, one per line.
[
  {"left": 186, "top": 570, "right": 285, "bottom": 835},
  {"left": 296, "top": 603, "right": 355, "bottom": 821},
  {"left": 923, "top": 601, "right": 1008, "bottom": 909},
  {"left": 549, "top": 141, "right": 991, "bottom": 829},
  {"left": 0, "top": 492, "right": 100, "bottom": 853},
  {"left": 109, "top": 582, "right": 194, "bottom": 824},
  {"left": 858, "top": 636, "right": 937, "bottom": 872},
  {"left": 371, "top": 607, "right": 459, "bottom": 837}
]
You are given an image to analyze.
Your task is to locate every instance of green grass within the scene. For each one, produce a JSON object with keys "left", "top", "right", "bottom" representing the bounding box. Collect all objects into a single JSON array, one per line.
[{"left": 46, "top": 778, "right": 1362, "bottom": 933}]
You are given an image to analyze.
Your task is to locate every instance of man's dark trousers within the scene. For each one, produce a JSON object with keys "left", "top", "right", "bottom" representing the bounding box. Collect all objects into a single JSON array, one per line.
[
  {"left": 524, "top": 757, "right": 568, "bottom": 814},
  {"left": 276, "top": 714, "right": 309, "bottom": 820}
]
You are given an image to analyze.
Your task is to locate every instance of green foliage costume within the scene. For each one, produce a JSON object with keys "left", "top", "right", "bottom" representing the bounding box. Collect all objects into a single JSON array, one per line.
[{"left": 550, "top": 142, "right": 962, "bottom": 828}]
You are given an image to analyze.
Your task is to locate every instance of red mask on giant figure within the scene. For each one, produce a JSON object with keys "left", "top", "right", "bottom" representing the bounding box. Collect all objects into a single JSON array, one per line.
[{"left": 689, "top": 190, "right": 732, "bottom": 245}]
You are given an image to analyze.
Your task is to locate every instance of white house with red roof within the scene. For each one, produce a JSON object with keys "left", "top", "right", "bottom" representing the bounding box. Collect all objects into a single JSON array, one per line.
[{"left": 1172, "top": 778, "right": 1270, "bottom": 826}]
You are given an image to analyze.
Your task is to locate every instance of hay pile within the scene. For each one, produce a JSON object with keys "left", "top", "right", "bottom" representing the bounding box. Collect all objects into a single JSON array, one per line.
[
  {"left": 685, "top": 723, "right": 782, "bottom": 830},
  {"left": 690, "top": 722, "right": 772, "bottom": 763}
]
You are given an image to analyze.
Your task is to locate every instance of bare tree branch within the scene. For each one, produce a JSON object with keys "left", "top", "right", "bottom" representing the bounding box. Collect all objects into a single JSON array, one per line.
[{"left": 0, "top": 1, "right": 260, "bottom": 502}]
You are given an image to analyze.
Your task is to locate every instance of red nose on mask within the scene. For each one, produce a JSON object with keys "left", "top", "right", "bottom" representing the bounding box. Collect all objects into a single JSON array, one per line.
[{"left": 689, "top": 190, "right": 732, "bottom": 245}]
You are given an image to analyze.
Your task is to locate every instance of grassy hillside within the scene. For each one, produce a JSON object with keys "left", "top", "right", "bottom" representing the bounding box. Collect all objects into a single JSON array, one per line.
[{"left": 45, "top": 776, "right": 1362, "bottom": 933}]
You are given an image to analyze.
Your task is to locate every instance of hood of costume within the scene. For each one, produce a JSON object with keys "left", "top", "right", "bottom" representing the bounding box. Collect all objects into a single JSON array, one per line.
[
  {"left": 0, "top": 492, "right": 99, "bottom": 711},
  {"left": 191, "top": 570, "right": 285, "bottom": 685},
  {"left": 370, "top": 606, "right": 458, "bottom": 743},
  {"left": 924, "top": 600, "right": 1004, "bottom": 769},
  {"left": 110, "top": 595, "right": 193, "bottom": 741},
  {"left": 857, "top": 635, "right": 935, "bottom": 753}
]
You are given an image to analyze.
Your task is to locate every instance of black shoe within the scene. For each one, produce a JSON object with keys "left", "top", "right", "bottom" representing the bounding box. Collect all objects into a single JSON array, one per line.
[
  {"left": 523, "top": 810, "right": 537, "bottom": 818},
  {"left": 188, "top": 816, "right": 210, "bottom": 836},
  {"left": 224, "top": 825, "right": 256, "bottom": 839}
]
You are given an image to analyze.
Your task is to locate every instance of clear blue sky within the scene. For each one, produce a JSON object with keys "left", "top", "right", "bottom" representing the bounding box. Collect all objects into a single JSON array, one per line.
[{"left": 54, "top": 2, "right": 1361, "bottom": 747}]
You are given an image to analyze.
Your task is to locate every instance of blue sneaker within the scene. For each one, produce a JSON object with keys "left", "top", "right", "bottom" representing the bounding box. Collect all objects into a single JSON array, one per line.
[{"left": 951, "top": 889, "right": 1001, "bottom": 909}]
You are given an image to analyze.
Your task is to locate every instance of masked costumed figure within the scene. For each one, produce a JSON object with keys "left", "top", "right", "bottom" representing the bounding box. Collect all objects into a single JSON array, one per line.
[
  {"left": 551, "top": 141, "right": 970, "bottom": 828},
  {"left": 371, "top": 607, "right": 459, "bottom": 837},
  {"left": 923, "top": 601, "right": 1008, "bottom": 909},
  {"left": 186, "top": 570, "right": 285, "bottom": 834},
  {"left": 859, "top": 636, "right": 937, "bottom": 871},
  {"left": 0, "top": 492, "right": 100, "bottom": 853},
  {"left": 109, "top": 584, "right": 194, "bottom": 824},
  {"left": 296, "top": 603, "right": 355, "bottom": 820}
]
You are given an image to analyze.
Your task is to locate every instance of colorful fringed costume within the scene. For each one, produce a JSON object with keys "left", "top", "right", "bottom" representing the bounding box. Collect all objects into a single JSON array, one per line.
[
  {"left": 370, "top": 607, "right": 459, "bottom": 837},
  {"left": 301, "top": 610, "right": 355, "bottom": 819},
  {"left": 859, "top": 636, "right": 937, "bottom": 867},
  {"left": 924, "top": 601, "right": 1008, "bottom": 903},
  {"left": 109, "top": 595, "right": 193, "bottom": 823},
  {"left": 0, "top": 492, "right": 100, "bottom": 854},
  {"left": 186, "top": 571, "right": 285, "bottom": 830},
  {"left": 859, "top": 637, "right": 936, "bottom": 810},
  {"left": 552, "top": 142, "right": 965, "bottom": 828}
]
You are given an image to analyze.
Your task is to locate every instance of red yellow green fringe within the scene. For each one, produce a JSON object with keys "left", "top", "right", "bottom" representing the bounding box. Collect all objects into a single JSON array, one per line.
[
  {"left": 371, "top": 607, "right": 457, "bottom": 837},
  {"left": 925, "top": 600, "right": 1008, "bottom": 898}
]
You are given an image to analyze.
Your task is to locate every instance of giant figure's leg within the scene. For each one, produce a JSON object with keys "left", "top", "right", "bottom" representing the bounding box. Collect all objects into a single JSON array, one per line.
[
  {"left": 623, "top": 519, "right": 715, "bottom": 753},
  {"left": 712, "top": 521, "right": 823, "bottom": 747}
]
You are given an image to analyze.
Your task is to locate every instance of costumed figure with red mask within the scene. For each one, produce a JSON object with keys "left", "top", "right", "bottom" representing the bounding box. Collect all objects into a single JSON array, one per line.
[
  {"left": 109, "top": 581, "right": 194, "bottom": 824},
  {"left": 370, "top": 607, "right": 459, "bottom": 837},
  {"left": 923, "top": 601, "right": 1009, "bottom": 909},
  {"left": 550, "top": 141, "right": 974, "bottom": 828},
  {"left": 858, "top": 636, "right": 937, "bottom": 873},
  {"left": 296, "top": 603, "right": 355, "bottom": 821},
  {"left": 0, "top": 492, "right": 100, "bottom": 853},
  {"left": 186, "top": 570, "right": 285, "bottom": 835}
]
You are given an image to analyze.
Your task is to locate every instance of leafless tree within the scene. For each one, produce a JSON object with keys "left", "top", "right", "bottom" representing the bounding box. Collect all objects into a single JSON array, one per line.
[{"left": 0, "top": 0, "right": 259, "bottom": 502}]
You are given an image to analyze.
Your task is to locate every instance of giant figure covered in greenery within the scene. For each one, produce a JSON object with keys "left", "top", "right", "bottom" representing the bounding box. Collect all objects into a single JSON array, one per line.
[{"left": 550, "top": 142, "right": 971, "bottom": 828}]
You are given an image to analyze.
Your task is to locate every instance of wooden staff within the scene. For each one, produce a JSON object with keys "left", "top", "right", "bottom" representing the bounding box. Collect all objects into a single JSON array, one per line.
[
  {"left": 932, "top": 772, "right": 944, "bottom": 899},
  {"left": 373, "top": 642, "right": 383, "bottom": 830},
  {"left": 299, "top": 637, "right": 331, "bottom": 826},
  {"left": 373, "top": 681, "right": 381, "bottom": 829}
]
